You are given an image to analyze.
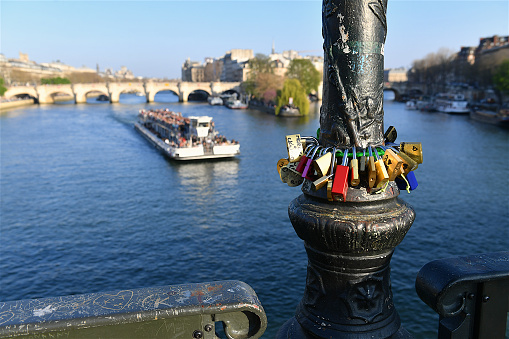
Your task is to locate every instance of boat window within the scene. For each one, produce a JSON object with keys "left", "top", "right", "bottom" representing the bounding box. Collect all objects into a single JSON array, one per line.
[{"left": 198, "top": 122, "right": 209, "bottom": 127}]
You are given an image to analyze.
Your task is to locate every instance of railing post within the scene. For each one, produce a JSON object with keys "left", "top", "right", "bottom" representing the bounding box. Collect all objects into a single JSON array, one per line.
[{"left": 277, "top": 1, "right": 416, "bottom": 338}]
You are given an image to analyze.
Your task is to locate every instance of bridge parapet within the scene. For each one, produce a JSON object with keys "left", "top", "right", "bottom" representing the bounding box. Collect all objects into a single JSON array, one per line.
[{"left": 3, "top": 82, "right": 245, "bottom": 104}]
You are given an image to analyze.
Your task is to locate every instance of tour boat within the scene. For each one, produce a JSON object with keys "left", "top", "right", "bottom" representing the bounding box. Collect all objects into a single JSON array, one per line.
[
  {"left": 433, "top": 93, "right": 470, "bottom": 114},
  {"left": 134, "top": 109, "right": 240, "bottom": 160}
]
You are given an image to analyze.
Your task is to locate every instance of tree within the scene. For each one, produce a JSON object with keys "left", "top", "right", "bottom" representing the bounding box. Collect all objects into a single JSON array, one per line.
[
  {"left": 244, "top": 54, "right": 283, "bottom": 103},
  {"left": 0, "top": 78, "right": 7, "bottom": 96},
  {"left": 248, "top": 54, "right": 274, "bottom": 76},
  {"left": 40, "top": 77, "right": 71, "bottom": 85},
  {"left": 493, "top": 60, "right": 509, "bottom": 96},
  {"left": 286, "top": 59, "right": 321, "bottom": 95},
  {"left": 276, "top": 78, "right": 309, "bottom": 115}
]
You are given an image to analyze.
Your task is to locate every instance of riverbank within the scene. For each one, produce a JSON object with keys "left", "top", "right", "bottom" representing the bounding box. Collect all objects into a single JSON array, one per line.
[{"left": 0, "top": 99, "right": 35, "bottom": 113}]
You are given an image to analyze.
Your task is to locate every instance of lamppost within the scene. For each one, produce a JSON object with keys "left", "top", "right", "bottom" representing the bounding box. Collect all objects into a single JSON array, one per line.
[{"left": 277, "top": 1, "right": 416, "bottom": 338}]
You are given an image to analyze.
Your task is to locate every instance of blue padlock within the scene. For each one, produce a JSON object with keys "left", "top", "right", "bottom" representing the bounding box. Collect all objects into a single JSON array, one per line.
[{"left": 396, "top": 171, "right": 418, "bottom": 192}]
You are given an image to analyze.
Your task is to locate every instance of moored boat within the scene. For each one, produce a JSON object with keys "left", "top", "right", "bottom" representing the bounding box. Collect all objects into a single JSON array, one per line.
[
  {"left": 278, "top": 105, "right": 301, "bottom": 117},
  {"left": 207, "top": 96, "right": 223, "bottom": 106},
  {"left": 405, "top": 100, "right": 417, "bottom": 110},
  {"left": 134, "top": 109, "right": 240, "bottom": 160},
  {"left": 470, "top": 103, "right": 509, "bottom": 128},
  {"left": 433, "top": 93, "right": 470, "bottom": 114},
  {"left": 225, "top": 100, "right": 248, "bottom": 109}
]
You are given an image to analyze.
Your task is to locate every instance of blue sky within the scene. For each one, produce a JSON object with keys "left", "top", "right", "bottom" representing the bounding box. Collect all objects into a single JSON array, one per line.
[{"left": 1, "top": 1, "right": 508, "bottom": 79}]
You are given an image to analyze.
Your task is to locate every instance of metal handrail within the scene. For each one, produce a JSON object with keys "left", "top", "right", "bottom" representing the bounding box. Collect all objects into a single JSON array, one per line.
[
  {"left": 0, "top": 280, "right": 267, "bottom": 339},
  {"left": 416, "top": 251, "right": 509, "bottom": 339}
]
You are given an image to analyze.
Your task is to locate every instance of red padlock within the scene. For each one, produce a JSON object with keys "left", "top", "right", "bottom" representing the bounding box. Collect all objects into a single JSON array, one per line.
[
  {"left": 331, "top": 148, "right": 350, "bottom": 201},
  {"left": 296, "top": 144, "right": 313, "bottom": 173}
]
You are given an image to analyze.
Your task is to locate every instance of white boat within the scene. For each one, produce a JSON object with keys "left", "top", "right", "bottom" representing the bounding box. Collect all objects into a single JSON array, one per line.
[
  {"left": 434, "top": 93, "right": 470, "bottom": 114},
  {"left": 134, "top": 109, "right": 240, "bottom": 160},
  {"left": 226, "top": 100, "right": 248, "bottom": 109},
  {"left": 405, "top": 100, "right": 417, "bottom": 110},
  {"left": 208, "top": 96, "right": 223, "bottom": 106}
]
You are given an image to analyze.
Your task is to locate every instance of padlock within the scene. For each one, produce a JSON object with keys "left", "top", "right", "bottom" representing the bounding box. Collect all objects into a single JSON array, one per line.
[
  {"left": 395, "top": 172, "right": 418, "bottom": 191},
  {"left": 280, "top": 162, "right": 304, "bottom": 187},
  {"left": 313, "top": 148, "right": 332, "bottom": 177},
  {"left": 327, "top": 147, "right": 337, "bottom": 201},
  {"left": 359, "top": 148, "right": 366, "bottom": 173},
  {"left": 277, "top": 158, "right": 289, "bottom": 175},
  {"left": 302, "top": 145, "right": 320, "bottom": 180},
  {"left": 331, "top": 149, "right": 350, "bottom": 201},
  {"left": 373, "top": 146, "right": 389, "bottom": 189},
  {"left": 277, "top": 158, "right": 289, "bottom": 182},
  {"left": 295, "top": 144, "right": 314, "bottom": 173},
  {"left": 384, "top": 126, "right": 397, "bottom": 143},
  {"left": 367, "top": 146, "right": 377, "bottom": 188},
  {"left": 382, "top": 148, "right": 403, "bottom": 181},
  {"left": 350, "top": 146, "right": 360, "bottom": 186},
  {"left": 285, "top": 134, "right": 304, "bottom": 162},
  {"left": 393, "top": 149, "right": 418, "bottom": 176},
  {"left": 312, "top": 148, "right": 334, "bottom": 191},
  {"left": 400, "top": 142, "right": 423, "bottom": 164}
]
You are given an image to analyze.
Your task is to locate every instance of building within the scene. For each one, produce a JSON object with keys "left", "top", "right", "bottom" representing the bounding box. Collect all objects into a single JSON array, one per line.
[
  {"left": 220, "top": 49, "right": 253, "bottom": 82},
  {"left": 384, "top": 67, "right": 408, "bottom": 83},
  {"left": 181, "top": 58, "right": 204, "bottom": 82},
  {"left": 456, "top": 47, "right": 476, "bottom": 65},
  {"left": 180, "top": 47, "right": 323, "bottom": 83}
]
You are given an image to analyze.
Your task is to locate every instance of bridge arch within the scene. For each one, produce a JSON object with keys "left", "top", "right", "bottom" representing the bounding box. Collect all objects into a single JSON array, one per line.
[
  {"left": 4, "top": 87, "right": 38, "bottom": 101},
  {"left": 37, "top": 85, "right": 75, "bottom": 104},
  {"left": 187, "top": 89, "right": 211, "bottom": 101},
  {"left": 151, "top": 89, "right": 179, "bottom": 102},
  {"left": 383, "top": 88, "right": 400, "bottom": 101}
]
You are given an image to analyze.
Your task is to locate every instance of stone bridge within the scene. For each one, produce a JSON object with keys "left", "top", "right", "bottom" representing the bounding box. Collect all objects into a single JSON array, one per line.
[
  {"left": 384, "top": 82, "right": 427, "bottom": 101},
  {"left": 4, "top": 82, "right": 242, "bottom": 104}
]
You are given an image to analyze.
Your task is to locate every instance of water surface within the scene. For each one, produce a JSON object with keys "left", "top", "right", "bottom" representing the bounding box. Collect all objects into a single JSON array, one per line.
[{"left": 1, "top": 93, "right": 508, "bottom": 338}]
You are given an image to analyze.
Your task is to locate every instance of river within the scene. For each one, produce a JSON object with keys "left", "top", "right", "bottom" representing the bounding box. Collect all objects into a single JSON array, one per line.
[{"left": 1, "top": 92, "right": 508, "bottom": 338}]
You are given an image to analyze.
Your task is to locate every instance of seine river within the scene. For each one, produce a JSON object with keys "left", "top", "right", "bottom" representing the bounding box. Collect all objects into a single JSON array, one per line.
[{"left": 1, "top": 92, "right": 508, "bottom": 338}]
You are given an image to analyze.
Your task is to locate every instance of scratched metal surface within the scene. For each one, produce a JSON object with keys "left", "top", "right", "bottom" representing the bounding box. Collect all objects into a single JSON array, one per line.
[
  {"left": 0, "top": 280, "right": 266, "bottom": 337},
  {"left": 1, "top": 93, "right": 508, "bottom": 338}
]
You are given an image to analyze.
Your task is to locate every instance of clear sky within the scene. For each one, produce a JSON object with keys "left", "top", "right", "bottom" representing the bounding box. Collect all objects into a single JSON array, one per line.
[{"left": 1, "top": 0, "right": 508, "bottom": 79}]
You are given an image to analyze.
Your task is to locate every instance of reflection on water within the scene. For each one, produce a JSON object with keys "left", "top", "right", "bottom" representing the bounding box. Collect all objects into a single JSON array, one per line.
[{"left": 174, "top": 159, "right": 240, "bottom": 201}]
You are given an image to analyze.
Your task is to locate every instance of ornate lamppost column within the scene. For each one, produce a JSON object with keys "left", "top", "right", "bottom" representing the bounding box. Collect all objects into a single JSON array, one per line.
[{"left": 277, "top": 1, "right": 415, "bottom": 338}]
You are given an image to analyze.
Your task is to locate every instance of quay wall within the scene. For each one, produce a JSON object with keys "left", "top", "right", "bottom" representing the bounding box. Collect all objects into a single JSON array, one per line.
[{"left": 0, "top": 99, "right": 35, "bottom": 113}]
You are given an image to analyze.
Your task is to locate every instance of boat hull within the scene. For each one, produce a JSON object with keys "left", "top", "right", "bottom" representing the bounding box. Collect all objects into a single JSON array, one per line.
[{"left": 134, "top": 123, "right": 240, "bottom": 160}]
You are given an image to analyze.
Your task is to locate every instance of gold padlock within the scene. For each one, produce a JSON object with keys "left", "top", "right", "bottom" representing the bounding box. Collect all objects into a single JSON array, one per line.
[
  {"left": 395, "top": 151, "right": 418, "bottom": 176},
  {"left": 400, "top": 142, "right": 423, "bottom": 164},
  {"left": 350, "top": 146, "right": 360, "bottom": 186},
  {"left": 382, "top": 148, "right": 403, "bottom": 181},
  {"left": 367, "top": 147, "right": 377, "bottom": 188},
  {"left": 277, "top": 158, "right": 289, "bottom": 182},
  {"left": 286, "top": 134, "right": 304, "bottom": 163},
  {"left": 373, "top": 146, "right": 389, "bottom": 189},
  {"left": 313, "top": 149, "right": 332, "bottom": 177}
]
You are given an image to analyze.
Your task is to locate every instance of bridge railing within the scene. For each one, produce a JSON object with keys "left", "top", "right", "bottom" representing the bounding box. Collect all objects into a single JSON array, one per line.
[
  {"left": 416, "top": 251, "right": 509, "bottom": 339},
  {"left": 0, "top": 280, "right": 267, "bottom": 339}
]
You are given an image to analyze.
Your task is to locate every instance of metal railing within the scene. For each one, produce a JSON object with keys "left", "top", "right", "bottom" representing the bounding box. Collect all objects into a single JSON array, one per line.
[
  {"left": 416, "top": 251, "right": 509, "bottom": 339},
  {"left": 0, "top": 280, "right": 267, "bottom": 339}
]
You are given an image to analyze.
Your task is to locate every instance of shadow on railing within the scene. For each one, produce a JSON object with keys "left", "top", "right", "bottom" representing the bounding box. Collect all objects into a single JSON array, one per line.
[
  {"left": 0, "top": 280, "right": 267, "bottom": 339},
  {"left": 416, "top": 251, "right": 509, "bottom": 339}
]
